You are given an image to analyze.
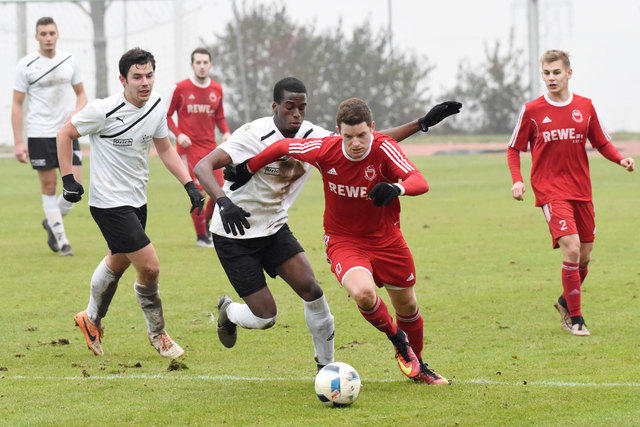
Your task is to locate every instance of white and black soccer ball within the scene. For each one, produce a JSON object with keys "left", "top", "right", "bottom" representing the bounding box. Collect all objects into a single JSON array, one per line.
[{"left": 314, "top": 362, "right": 362, "bottom": 407}]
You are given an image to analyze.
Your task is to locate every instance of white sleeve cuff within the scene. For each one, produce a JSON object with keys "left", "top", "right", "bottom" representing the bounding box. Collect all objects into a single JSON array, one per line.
[{"left": 393, "top": 183, "right": 405, "bottom": 196}]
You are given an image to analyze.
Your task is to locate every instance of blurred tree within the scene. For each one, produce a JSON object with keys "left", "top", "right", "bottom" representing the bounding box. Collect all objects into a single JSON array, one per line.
[
  {"left": 440, "top": 31, "right": 529, "bottom": 134},
  {"left": 73, "top": 0, "right": 110, "bottom": 98},
  {"left": 207, "top": 3, "right": 433, "bottom": 132}
]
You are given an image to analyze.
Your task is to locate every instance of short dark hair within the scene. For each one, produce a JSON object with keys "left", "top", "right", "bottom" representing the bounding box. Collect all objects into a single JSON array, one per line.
[
  {"left": 191, "top": 48, "right": 211, "bottom": 63},
  {"left": 119, "top": 48, "right": 156, "bottom": 79},
  {"left": 35, "top": 17, "right": 56, "bottom": 31},
  {"left": 336, "top": 98, "right": 373, "bottom": 128},
  {"left": 273, "top": 77, "right": 307, "bottom": 103}
]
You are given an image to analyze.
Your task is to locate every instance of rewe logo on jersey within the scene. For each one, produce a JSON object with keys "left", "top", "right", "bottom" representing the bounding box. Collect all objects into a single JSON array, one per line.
[
  {"left": 327, "top": 181, "right": 368, "bottom": 198},
  {"left": 187, "top": 104, "right": 213, "bottom": 114},
  {"left": 542, "top": 116, "right": 552, "bottom": 124},
  {"left": 542, "top": 128, "right": 583, "bottom": 143}
]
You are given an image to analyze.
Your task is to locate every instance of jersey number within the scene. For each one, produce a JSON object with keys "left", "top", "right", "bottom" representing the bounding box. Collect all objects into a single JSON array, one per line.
[{"left": 558, "top": 219, "right": 568, "bottom": 231}]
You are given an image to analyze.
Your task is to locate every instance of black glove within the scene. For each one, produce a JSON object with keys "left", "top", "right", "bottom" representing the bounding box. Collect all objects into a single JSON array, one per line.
[
  {"left": 223, "top": 159, "right": 254, "bottom": 191},
  {"left": 62, "top": 174, "right": 84, "bottom": 203},
  {"left": 184, "top": 181, "right": 205, "bottom": 214},
  {"left": 418, "top": 101, "right": 462, "bottom": 132},
  {"left": 216, "top": 196, "right": 251, "bottom": 236},
  {"left": 369, "top": 182, "right": 401, "bottom": 207}
]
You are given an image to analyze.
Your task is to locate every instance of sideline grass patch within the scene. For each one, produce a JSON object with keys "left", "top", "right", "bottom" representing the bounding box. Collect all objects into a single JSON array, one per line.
[{"left": 1, "top": 154, "right": 638, "bottom": 425}]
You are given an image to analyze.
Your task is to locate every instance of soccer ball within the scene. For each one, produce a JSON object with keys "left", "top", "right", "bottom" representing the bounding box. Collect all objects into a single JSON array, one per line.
[{"left": 314, "top": 362, "right": 362, "bottom": 407}]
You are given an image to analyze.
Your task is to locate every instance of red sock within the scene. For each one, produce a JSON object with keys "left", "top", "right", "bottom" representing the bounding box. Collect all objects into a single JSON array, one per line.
[
  {"left": 358, "top": 295, "right": 397, "bottom": 337},
  {"left": 396, "top": 309, "right": 423, "bottom": 359},
  {"left": 562, "top": 261, "right": 582, "bottom": 317},
  {"left": 579, "top": 266, "right": 588, "bottom": 284},
  {"left": 204, "top": 198, "right": 215, "bottom": 224},
  {"left": 191, "top": 209, "right": 208, "bottom": 236}
]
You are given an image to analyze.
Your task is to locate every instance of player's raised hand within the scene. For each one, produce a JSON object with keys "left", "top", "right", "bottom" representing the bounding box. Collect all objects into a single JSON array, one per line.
[
  {"left": 184, "top": 181, "right": 205, "bottom": 214},
  {"left": 511, "top": 181, "right": 526, "bottom": 201},
  {"left": 418, "top": 101, "right": 462, "bottom": 132},
  {"left": 620, "top": 157, "right": 635, "bottom": 172},
  {"left": 216, "top": 196, "right": 251, "bottom": 236},
  {"left": 369, "top": 182, "right": 401, "bottom": 207},
  {"left": 223, "top": 159, "right": 254, "bottom": 191},
  {"left": 62, "top": 174, "right": 84, "bottom": 202}
]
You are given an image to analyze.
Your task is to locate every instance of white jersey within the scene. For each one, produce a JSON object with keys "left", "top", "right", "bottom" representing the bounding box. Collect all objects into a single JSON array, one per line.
[
  {"left": 14, "top": 50, "right": 83, "bottom": 137},
  {"left": 71, "top": 91, "right": 168, "bottom": 208},
  {"left": 212, "top": 116, "right": 332, "bottom": 239}
]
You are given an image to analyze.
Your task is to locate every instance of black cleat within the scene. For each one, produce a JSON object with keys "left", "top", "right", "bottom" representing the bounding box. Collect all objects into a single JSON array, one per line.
[
  {"left": 217, "top": 296, "right": 237, "bottom": 348},
  {"left": 42, "top": 219, "right": 59, "bottom": 252}
]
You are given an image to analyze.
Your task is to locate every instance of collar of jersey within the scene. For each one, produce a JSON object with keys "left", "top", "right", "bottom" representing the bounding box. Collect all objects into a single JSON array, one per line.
[
  {"left": 544, "top": 91, "right": 573, "bottom": 107},
  {"left": 342, "top": 133, "right": 373, "bottom": 162},
  {"left": 189, "top": 76, "right": 211, "bottom": 88}
]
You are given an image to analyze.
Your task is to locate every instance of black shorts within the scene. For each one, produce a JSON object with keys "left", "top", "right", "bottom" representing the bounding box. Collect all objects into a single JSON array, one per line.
[
  {"left": 90, "top": 205, "right": 151, "bottom": 254},
  {"left": 212, "top": 224, "right": 305, "bottom": 298},
  {"left": 28, "top": 137, "right": 82, "bottom": 170}
]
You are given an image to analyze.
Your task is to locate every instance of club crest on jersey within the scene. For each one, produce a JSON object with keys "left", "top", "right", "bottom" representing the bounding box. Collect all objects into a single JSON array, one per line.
[
  {"left": 364, "top": 165, "right": 376, "bottom": 181},
  {"left": 571, "top": 109, "right": 583, "bottom": 123},
  {"left": 209, "top": 92, "right": 217, "bottom": 103}
]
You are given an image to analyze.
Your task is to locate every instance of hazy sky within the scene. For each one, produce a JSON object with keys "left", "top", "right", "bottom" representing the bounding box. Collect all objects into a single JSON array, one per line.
[{"left": 1, "top": 0, "right": 639, "bottom": 145}]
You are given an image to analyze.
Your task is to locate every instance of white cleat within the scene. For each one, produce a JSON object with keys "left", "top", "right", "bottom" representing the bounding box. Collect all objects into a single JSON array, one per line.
[{"left": 149, "top": 332, "right": 184, "bottom": 358}]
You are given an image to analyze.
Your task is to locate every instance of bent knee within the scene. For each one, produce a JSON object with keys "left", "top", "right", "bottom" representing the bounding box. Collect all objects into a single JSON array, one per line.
[
  {"left": 351, "top": 288, "right": 377, "bottom": 309},
  {"left": 256, "top": 314, "right": 277, "bottom": 329}
]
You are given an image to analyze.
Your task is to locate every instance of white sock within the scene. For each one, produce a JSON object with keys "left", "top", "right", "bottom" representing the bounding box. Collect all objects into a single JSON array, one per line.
[
  {"left": 57, "top": 194, "right": 75, "bottom": 217},
  {"left": 86, "top": 258, "right": 121, "bottom": 327},
  {"left": 304, "top": 294, "right": 335, "bottom": 365},
  {"left": 43, "top": 194, "right": 69, "bottom": 247},
  {"left": 134, "top": 282, "right": 165, "bottom": 337},
  {"left": 227, "top": 303, "right": 276, "bottom": 329}
]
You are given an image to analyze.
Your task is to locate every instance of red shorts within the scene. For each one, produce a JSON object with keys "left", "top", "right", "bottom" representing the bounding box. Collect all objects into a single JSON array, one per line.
[
  {"left": 541, "top": 200, "right": 595, "bottom": 248},
  {"left": 179, "top": 145, "right": 223, "bottom": 190},
  {"left": 324, "top": 235, "right": 416, "bottom": 289}
]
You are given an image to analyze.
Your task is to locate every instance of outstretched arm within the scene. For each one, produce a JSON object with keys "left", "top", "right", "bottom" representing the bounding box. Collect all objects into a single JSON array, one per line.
[
  {"left": 225, "top": 138, "right": 322, "bottom": 191},
  {"left": 379, "top": 101, "right": 462, "bottom": 142}
]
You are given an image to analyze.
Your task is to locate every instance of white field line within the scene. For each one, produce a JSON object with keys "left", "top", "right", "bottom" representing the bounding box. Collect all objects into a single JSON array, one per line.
[{"left": 3, "top": 374, "right": 640, "bottom": 387}]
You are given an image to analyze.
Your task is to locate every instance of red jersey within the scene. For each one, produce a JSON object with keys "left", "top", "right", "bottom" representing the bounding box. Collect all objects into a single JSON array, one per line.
[
  {"left": 166, "top": 76, "right": 230, "bottom": 155},
  {"left": 508, "top": 93, "right": 611, "bottom": 206},
  {"left": 248, "top": 132, "right": 428, "bottom": 244}
]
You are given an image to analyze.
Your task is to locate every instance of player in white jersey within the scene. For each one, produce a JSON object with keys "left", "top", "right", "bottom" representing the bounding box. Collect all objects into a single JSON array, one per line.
[
  {"left": 12, "top": 17, "right": 87, "bottom": 256},
  {"left": 57, "top": 48, "right": 204, "bottom": 359},
  {"left": 194, "top": 77, "right": 461, "bottom": 371}
]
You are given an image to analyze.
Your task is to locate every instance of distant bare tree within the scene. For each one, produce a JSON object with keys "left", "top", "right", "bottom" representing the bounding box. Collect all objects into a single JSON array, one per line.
[
  {"left": 207, "top": 3, "right": 433, "bottom": 132},
  {"left": 73, "top": 0, "right": 111, "bottom": 98},
  {"left": 441, "top": 31, "right": 529, "bottom": 134}
]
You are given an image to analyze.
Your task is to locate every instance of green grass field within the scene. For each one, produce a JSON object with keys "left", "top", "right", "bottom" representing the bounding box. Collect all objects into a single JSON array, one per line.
[{"left": 1, "top": 153, "right": 639, "bottom": 426}]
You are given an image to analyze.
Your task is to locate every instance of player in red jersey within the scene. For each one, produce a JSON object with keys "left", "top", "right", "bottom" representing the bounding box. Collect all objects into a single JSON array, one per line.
[
  {"left": 226, "top": 98, "right": 450, "bottom": 385},
  {"left": 167, "top": 48, "right": 231, "bottom": 247},
  {"left": 507, "top": 50, "right": 634, "bottom": 336}
]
